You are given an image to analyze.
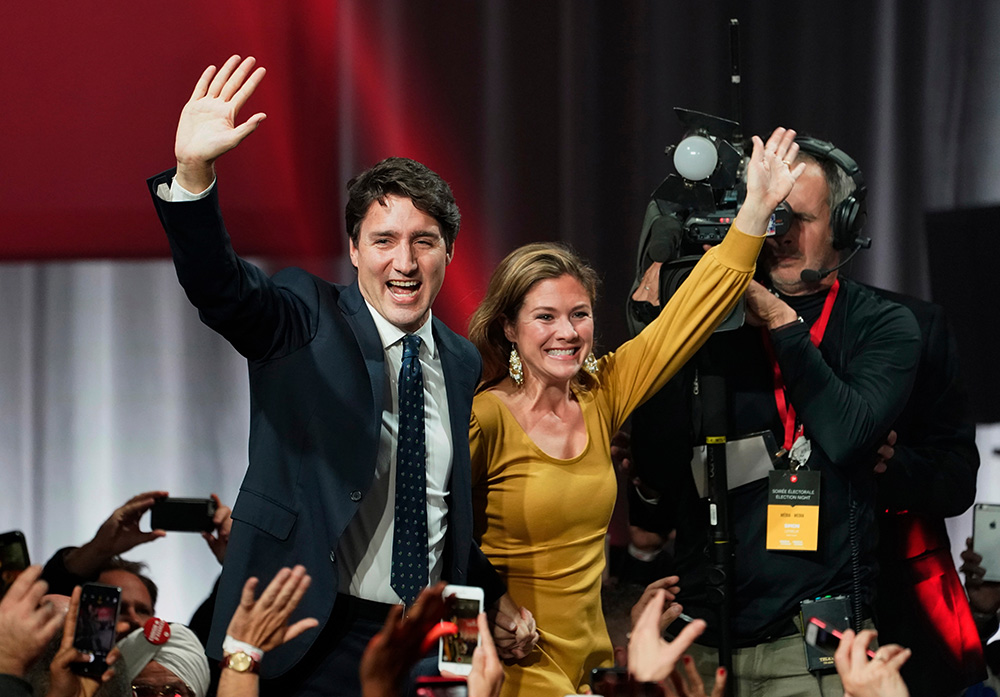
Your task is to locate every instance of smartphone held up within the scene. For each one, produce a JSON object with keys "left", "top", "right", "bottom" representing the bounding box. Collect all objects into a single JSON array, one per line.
[
  {"left": 150, "top": 497, "right": 217, "bottom": 533},
  {"left": 71, "top": 582, "right": 122, "bottom": 678},
  {"left": 0, "top": 529, "right": 31, "bottom": 597},
  {"left": 438, "top": 584, "right": 484, "bottom": 677},
  {"left": 973, "top": 503, "right": 1000, "bottom": 582}
]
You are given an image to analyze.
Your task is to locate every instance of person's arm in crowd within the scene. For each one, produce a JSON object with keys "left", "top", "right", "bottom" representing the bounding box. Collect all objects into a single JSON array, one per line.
[
  {"left": 202, "top": 493, "right": 233, "bottom": 565},
  {"left": 960, "top": 538, "right": 1000, "bottom": 640},
  {"left": 465, "top": 612, "right": 504, "bottom": 697},
  {"left": 667, "top": 657, "right": 726, "bottom": 697},
  {"left": 359, "top": 582, "right": 504, "bottom": 697},
  {"left": 583, "top": 575, "right": 733, "bottom": 697},
  {"left": 627, "top": 589, "right": 710, "bottom": 684},
  {"left": 42, "top": 490, "right": 168, "bottom": 594},
  {"left": 44, "top": 585, "right": 121, "bottom": 697},
  {"left": 359, "top": 582, "right": 449, "bottom": 697},
  {"left": 874, "top": 302, "right": 978, "bottom": 517},
  {"left": 0, "top": 566, "right": 65, "bottom": 694},
  {"left": 629, "top": 576, "right": 683, "bottom": 635},
  {"left": 217, "top": 565, "right": 318, "bottom": 697},
  {"left": 189, "top": 494, "right": 233, "bottom": 649},
  {"left": 745, "top": 283, "right": 921, "bottom": 466},
  {"left": 834, "top": 629, "right": 910, "bottom": 697}
]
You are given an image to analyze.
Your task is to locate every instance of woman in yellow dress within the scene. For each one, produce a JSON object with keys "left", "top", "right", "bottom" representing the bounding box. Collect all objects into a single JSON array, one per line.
[{"left": 467, "top": 128, "right": 805, "bottom": 695}]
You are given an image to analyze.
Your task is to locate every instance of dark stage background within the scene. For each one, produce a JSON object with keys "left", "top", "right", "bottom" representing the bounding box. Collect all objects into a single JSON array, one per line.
[{"left": 5, "top": 1, "right": 999, "bottom": 347}]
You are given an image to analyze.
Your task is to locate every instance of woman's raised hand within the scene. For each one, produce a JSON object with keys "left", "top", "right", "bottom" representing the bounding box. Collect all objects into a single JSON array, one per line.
[{"left": 734, "top": 127, "right": 806, "bottom": 235}]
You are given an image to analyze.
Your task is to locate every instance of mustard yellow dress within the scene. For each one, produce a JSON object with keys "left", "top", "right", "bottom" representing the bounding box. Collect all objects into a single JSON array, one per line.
[{"left": 470, "top": 228, "right": 764, "bottom": 696}]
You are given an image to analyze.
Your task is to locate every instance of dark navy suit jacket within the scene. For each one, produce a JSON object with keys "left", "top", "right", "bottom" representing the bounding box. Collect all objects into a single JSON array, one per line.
[{"left": 148, "top": 170, "right": 500, "bottom": 677}]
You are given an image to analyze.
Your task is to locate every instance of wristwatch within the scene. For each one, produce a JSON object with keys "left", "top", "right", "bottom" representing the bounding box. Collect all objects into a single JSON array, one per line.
[{"left": 222, "top": 650, "right": 260, "bottom": 674}]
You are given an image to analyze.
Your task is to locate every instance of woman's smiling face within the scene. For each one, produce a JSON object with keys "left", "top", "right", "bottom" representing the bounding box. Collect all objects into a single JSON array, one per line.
[{"left": 504, "top": 273, "right": 594, "bottom": 389}]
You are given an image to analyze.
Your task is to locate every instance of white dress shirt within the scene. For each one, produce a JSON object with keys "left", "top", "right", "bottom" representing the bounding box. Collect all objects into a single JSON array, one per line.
[{"left": 337, "top": 302, "right": 453, "bottom": 603}]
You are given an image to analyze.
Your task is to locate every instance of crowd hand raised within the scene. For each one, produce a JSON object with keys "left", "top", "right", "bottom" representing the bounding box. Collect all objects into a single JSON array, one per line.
[
  {"left": 662, "top": 656, "right": 725, "bottom": 697},
  {"left": 463, "top": 613, "right": 504, "bottom": 697},
  {"left": 961, "top": 538, "right": 1000, "bottom": 615},
  {"left": 225, "top": 565, "right": 318, "bottom": 653},
  {"left": 630, "top": 576, "right": 683, "bottom": 634},
  {"left": 873, "top": 430, "right": 897, "bottom": 475},
  {"left": 743, "top": 281, "right": 797, "bottom": 330},
  {"left": 46, "top": 585, "right": 121, "bottom": 697},
  {"left": 62, "top": 490, "right": 168, "bottom": 578},
  {"left": 0, "top": 566, "right": 64, "bottom": 678},
  {"left": 174, "top": 55, "right": 267, "bottom": 193},
  {"left": 202, "top": 493, "right": 233, "bottom": 565},
  {"left": 628, "top": 589, "right": 707, "bottom": 684},
  {"left": 360, "top": 582, "right": 448, "bottom": 697},
  {"left": 489, "top": 593, "right": 538, "bottom": 660},
  {"left": 834, "top": 629, "right": 910, "bottom": 697},
  {"left": 733, "top": 127, "right": 806, "bottom": 236}
]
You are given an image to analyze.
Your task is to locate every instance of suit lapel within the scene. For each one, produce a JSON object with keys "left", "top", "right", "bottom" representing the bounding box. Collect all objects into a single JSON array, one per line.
[
  {"left": 434, "top": 318, "right": 480, "bottom": 582},
  {"left": 339, "top": 281, "right": 386, "bottom": 420},
  {"left": 434, "top": 319, "right": 479, "bottom": 446}
]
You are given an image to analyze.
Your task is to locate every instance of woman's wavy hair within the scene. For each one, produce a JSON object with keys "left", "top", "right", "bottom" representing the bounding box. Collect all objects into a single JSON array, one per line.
[{"left": 469, "top": 242, "right": 600, "bottom": 391}]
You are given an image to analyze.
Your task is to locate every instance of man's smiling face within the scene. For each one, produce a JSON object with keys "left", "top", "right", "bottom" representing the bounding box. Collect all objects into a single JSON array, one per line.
[{"left": 349, "top": 194, "right": 452, "bottom": 332}]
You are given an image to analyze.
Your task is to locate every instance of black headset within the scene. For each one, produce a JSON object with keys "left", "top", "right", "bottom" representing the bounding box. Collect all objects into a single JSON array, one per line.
[{"left": 794, "top": 136, "right": 868, "bottom": 250}]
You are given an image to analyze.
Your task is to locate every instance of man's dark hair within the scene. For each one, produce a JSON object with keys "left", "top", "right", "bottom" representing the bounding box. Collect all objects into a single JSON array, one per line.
[
  {"left": 104, "top": 557, "right": 158, "bottom": 610},
  {"left": 345, "top": 157, "right": 461, "bottom": 251}
]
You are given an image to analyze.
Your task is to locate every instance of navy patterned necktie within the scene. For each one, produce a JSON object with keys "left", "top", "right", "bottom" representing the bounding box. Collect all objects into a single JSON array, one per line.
[{"left": 391, "top": 334, "right": 428, "bottom": 604}]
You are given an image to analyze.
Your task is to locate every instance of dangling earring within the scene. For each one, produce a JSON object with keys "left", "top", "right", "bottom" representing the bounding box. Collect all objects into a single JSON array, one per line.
[
  {"left": 583, "top": 352, "right": 599, "bottom": 377},
  {"left": 509, "top": 346, "right": 524, "bottom": 387}
]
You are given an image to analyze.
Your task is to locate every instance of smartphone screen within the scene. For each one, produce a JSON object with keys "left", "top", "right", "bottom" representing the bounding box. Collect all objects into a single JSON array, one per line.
[
  {"left": 974, "top": 503, "right": 1000, "bottom": 582},
  {"left": 439, "top": 585, "right": 483, "bottom": 676},
  {"left": 150, "top": 497, "right": 216, "bottom": 532},
  {"left": 0, "top": 530, "right": 30, "bottom": 597},
  {"left": 71, "top": 583, "right": 122, "bottom": 677}
]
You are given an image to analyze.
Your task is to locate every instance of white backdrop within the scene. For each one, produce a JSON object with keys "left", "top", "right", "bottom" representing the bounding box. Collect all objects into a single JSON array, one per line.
[{"left": 0, "top": 260, "right": 253, "bottom": 621}]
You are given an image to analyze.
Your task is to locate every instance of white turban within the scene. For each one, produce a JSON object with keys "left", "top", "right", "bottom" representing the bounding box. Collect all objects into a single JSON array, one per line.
[{"left": 117, "top": 623, "right": 210, "bottom": 697}]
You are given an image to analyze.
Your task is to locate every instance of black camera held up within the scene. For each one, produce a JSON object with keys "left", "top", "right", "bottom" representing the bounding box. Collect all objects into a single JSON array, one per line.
[{"left": 626, "top": 107, "right": 791, "bottom": 337}]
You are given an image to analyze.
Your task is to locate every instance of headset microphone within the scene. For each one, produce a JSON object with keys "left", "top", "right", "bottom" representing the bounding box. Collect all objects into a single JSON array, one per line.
[{"left": 799, "top": 236, "right": 872, "bottom": 283}]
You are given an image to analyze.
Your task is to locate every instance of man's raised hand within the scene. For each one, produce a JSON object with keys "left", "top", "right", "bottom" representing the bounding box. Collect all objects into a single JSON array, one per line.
[
  {"left": 63, "top": 490, "right": 169, "bottom": 577},
  {"left": 174, "top": 55, "right": 267, "bottom": 193}
]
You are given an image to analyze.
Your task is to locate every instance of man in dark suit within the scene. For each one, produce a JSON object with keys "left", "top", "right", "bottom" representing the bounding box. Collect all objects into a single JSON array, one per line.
[{"left": 148, "top": 55, "right": 533, "bottom": 696}]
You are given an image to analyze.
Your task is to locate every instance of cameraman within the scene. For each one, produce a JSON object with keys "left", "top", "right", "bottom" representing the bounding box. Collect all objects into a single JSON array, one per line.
[{"left": 628, "top": 137, "right": 920, "bottom": 695}]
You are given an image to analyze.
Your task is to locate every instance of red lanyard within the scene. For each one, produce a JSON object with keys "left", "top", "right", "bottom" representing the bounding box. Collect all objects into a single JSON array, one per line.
[{"left": 761, "top": 280, "right": 840, "bottom": 451}]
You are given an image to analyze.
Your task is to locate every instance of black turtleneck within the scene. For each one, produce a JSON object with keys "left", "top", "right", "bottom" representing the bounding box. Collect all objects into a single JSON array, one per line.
[{"left": 630, "top": 277, "right": 923, "bottom": 646}]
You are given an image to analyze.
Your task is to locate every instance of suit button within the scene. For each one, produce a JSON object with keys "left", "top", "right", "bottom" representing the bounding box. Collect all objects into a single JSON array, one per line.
[
  {"left": 350, "top": 490, "right": 362, "bottom": 502},
  {"left": 329, "top": 551, "right": 336, "bottom": 563}
]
